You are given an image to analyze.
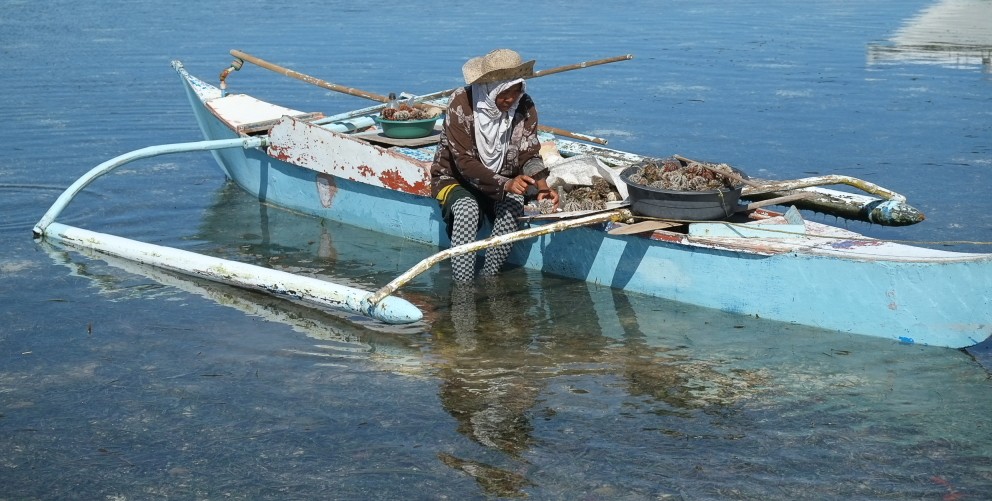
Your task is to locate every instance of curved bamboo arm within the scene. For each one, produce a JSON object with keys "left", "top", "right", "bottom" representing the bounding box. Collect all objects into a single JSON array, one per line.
[
  {"left": 363, "top": 209, "right": 631, "bottom": 308},
  {"left": 34, "top": 137, "right": 267, "bottom": 237}
]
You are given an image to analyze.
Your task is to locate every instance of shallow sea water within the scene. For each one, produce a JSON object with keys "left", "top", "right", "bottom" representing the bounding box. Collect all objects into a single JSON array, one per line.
[{"left": 2, "top": 0, "right": 991, "bottom": 499}]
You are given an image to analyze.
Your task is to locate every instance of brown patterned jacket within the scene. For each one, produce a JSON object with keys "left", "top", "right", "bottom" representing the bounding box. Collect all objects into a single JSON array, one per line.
[{"left": 429, "top": 85, "right": 544, "bottom": 201}]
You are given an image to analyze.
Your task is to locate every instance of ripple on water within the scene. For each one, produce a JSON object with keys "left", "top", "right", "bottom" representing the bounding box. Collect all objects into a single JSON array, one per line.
[{"left": 0, "top": 183, "right": 108, "bottom": 234}]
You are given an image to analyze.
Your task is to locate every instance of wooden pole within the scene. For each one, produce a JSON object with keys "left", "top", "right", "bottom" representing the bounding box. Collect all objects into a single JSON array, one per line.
[
  {"left": 33, "top": 135, "right": 423, "bottom": 324},
  {"left": 230, "top": 50, "right": 390, "bottom": 102},
  {"left": 229, "top": 49, "right": 630, "bottom": 145},
  {"left": 739, "top": 175, "right": 906, "bottom": 202},
  {"left": 532, "top": 54, "right": 634, "bottom": 78},
  {"left": 537, "top": 124, "right": 608, "bottom": 145}
]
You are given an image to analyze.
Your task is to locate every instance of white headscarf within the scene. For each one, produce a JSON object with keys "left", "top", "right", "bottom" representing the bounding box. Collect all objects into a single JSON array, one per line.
[{"left": 471, "top": 78, "right": 526, "bottom": 172}]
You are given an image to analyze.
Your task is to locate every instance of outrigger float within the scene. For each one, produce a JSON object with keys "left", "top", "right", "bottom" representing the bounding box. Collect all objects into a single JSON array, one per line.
[{"left": 34, "top": 50, "right": 992, "bottom": 349}]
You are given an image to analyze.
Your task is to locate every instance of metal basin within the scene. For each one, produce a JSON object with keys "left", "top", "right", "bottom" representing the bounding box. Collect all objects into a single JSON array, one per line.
[{"left": 619, "top": 165, "right": 744, "bottom": 220}]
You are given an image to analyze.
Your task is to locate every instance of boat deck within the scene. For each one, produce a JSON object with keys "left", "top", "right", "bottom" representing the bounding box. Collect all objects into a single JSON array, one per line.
[{"left": 205, "top": 93, "right": 324, "bottom": 134}]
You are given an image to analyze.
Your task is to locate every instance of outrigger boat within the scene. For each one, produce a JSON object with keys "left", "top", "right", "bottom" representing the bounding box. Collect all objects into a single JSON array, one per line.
[{"left": 34, "top": 50, "right": 992, "bottom": 349}]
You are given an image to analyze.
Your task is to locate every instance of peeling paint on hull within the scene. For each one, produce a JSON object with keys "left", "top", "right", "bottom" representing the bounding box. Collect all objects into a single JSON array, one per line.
[{"left": 268, "top": 117, "right": 431, "bottom": 197}]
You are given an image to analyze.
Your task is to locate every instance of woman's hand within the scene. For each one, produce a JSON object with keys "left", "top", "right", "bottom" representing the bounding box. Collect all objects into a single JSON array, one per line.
[
  {"left": 535, "top": 180, "right": 560, "bottom": 210},
  {"left": 503, "top": 176, "right": 559, "bottom": 210},
  {"left": 504, "top": 175, "right": 535, "bottom": 195}
]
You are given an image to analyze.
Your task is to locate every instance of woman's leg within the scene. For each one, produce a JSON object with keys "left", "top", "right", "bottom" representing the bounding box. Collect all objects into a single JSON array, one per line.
[
  {"left": 481, "top": 193, "right": 524, "bottom": 276},
  {"left": 450, "top": 196, "right": 482, "bottom": 281}
]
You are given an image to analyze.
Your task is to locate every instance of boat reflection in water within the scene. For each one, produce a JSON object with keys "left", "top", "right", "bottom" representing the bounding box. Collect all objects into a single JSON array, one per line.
[
  {"left": 432, "top": 274, "right": 785, "bottom": 496},
  {"left": 41, "top": 180, "right": 435, "bottom": 373},
  {"left": 40, "top": 242, "right": 430, "bottom": 373},
  {"left": 867, "top": 0, "right": 992, "bottom": 71}
]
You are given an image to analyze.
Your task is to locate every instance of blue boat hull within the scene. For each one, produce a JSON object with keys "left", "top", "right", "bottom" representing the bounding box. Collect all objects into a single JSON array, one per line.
[{"left": 177, "top": 62, "right": 992, "bottom": 349}]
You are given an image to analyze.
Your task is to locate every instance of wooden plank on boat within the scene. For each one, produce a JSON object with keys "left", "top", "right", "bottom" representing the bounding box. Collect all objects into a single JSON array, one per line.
[
  {"left": 689, "top": 206, "right": 807, "bottom": 238},
  {"left": 237, "top": 113, "right": 325, "bottom": 134},
  {"left": 741, "top": 192, "right": 813, "bottom": 210},
  {"left": 556, "top": 141, "right": 648, "bottom": 167},
  {"left": 608, "top": 220, "right": 683, "bottom": 235},
  {"left": 205, "top": 93, "right": 324, "bottom": 134},
  {"left": 604, "top": 195, "right": 810, "bottom": 236}
]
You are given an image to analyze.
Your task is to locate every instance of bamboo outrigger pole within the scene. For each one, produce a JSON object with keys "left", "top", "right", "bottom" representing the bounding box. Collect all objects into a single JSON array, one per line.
[
  {"left": 228, "top": 50, "right": 633, "bottom": 145},
  {"left": 363, "top": 209, "right": 632, "bottom": 309}
]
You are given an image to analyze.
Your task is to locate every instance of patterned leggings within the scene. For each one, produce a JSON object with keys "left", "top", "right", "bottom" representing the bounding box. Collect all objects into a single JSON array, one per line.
[{"left": 450, "top": 193, "right": 525, "bottom": 282}]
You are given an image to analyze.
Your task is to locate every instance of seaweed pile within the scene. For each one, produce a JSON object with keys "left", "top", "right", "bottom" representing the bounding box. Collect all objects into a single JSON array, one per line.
[
  {"left": 627, "top": 157, "right": 738, "bottom": 191},
  {"left": 560, "top": 178, "right": 622, "bottom": 212},
  {"left": 535, "top": 178, "right": 621, "bottom": 214},
  {"left": 380, "top": 104, "right": 438, "bottom": 121}
]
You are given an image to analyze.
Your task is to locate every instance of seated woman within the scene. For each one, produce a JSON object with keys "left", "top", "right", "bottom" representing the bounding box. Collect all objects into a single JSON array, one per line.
[{"left": 430, "top": 49, "right": 560, "bottom": 281}]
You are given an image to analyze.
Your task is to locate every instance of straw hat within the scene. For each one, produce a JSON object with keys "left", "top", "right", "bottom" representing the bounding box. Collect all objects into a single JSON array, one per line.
[{"left": 462, "top": 49, "right": 536, "bottom": 85}]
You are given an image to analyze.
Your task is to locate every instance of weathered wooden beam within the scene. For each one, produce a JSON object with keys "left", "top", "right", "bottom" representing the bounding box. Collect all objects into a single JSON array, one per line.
[{"left": 742, "top": 186, "right": 925, "bottom": 226}]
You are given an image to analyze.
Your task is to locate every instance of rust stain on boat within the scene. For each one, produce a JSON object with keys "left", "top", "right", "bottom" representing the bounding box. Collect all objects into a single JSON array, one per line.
[
  {"left": 357, "top": 164, "right": 376, "bottom": 177},
  {"left": 267, "top": 144, "right": 294, "bottom": 163},
  {"left": 344, "top": 161, "right": 430, "bottom": 196}
]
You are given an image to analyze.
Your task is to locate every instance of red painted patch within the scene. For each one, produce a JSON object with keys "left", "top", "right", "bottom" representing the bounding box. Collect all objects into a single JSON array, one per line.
[
  {"left": 379, "top": 168, "right": 431, "bottom": 196},
  {"left": 650, "top": 232, "right": 688, "bottom": 244}
]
